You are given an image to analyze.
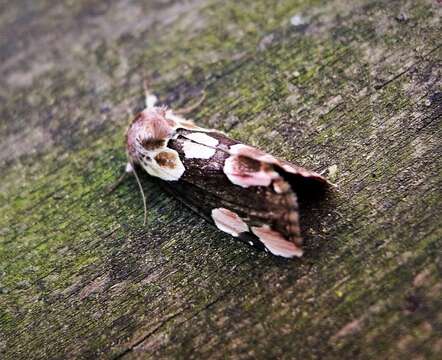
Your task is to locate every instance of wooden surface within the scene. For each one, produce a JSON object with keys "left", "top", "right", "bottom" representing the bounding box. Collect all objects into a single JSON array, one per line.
[{"left": 0, "top": 0, "right": 441, "bottom": 359}]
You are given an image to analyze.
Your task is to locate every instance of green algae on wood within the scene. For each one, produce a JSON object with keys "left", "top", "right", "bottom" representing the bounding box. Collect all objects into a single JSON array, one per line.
[{"left": 0, "top": 0, "right": 441, "bottom": 359}]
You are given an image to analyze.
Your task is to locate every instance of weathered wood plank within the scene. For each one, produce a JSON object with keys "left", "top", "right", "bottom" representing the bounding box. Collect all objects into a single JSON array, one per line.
[{"left": 0, "top": 0, "right": 441, "bottom": 359}]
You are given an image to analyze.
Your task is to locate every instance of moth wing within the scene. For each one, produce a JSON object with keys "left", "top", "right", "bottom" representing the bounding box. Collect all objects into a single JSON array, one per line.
[
  {"left": 158, "top": 177, "right": 303, "bottom": 258},
  {"left": 161, "top": 130, "right": 329, "bottom": 258}
]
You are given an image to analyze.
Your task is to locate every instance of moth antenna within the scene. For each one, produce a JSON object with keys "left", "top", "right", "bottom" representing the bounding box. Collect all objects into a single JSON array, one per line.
[
  {"left": 175, "top": 91, "right": 206, "bottom": 115},
  {"left": 131, "top": 162, "right": 148, "bottom": 226}
]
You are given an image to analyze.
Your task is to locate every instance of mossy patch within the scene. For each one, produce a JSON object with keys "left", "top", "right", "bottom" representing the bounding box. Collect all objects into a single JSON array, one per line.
[{"left": 1, "top": 0, "right": 441, "bottom": 359}]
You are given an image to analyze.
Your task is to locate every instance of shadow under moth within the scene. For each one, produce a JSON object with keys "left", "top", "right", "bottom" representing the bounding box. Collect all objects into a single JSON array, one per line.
[{"left": 122, "top": 85, "right": 331, "bottom": 258}]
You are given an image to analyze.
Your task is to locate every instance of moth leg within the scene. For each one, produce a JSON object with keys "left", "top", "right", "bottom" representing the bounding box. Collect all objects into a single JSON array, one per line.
[
  {"left": 125, "top": 162, "right": 134, "bottom": 173},
  {"left": 143, "top": 79, "right": 158, "bottom": 109},
  {"left": 174, "top": 91, "right": 206, "bottom": 115},
  {"left": 105, "top": 162, "right": 133, "bottom": 194},
  {"left": 130, "top": 162, "right": 148, "bottom": 226}
]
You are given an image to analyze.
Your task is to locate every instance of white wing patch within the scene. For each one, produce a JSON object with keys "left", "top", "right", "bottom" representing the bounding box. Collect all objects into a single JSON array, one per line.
[
  {"left": 182, "top": 132, "right": 218, "bottom": 159},
  {"left": 211, "top": 208, "right": 249, "bottom": 237},
  {"left": 183, "top": 141, "right": 216, "bottom": 159},
  {"left": 251, "top": 225, "right": 303, "bottom": 258}
]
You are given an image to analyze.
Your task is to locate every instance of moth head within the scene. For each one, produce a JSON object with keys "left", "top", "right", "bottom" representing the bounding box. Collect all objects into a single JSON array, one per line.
[
  {"left": 125, "top": 107, "right": 185, "bottom": 182},
  {"left": 126, "top": 107, "right": 174, "bottom": 161}
]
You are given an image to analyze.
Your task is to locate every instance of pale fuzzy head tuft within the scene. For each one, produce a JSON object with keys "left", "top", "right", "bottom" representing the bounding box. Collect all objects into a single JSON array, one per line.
[
  {"left": 211, "top": 208, "right": 249, "bottom": 237},
  {"left": 126, "top": 107, "right": 186, "bottom": 181},
  {"left": 251, "top": 225, "right": 303, "bottom": 258},
  {"left": 126, "top": 108, "right": 174, "bottom": 159}
]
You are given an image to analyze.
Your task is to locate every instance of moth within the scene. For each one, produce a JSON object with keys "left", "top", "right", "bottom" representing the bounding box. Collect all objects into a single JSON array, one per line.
[{"left": 122, "top": 85, "right": 330, "bottom": 258}]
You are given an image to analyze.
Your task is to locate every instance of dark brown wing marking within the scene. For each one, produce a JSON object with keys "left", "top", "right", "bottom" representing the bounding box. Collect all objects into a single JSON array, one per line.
[{"left": 159, "top": 130, "right": 320, "bottom": 257}]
